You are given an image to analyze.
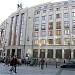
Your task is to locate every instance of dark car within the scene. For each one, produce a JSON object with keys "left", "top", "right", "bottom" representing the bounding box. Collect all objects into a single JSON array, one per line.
[
  {"left": 0, "top": 57, "right": 4, "bottom": 63},
  {"left": 25, "top": 59, "right": 32, "bottom": 65},
  {"left": 60, "top": 61, "right": 75, "bottom": 68},
  {"left": 30, "top": 59, "right": 35, "bottom": 66}
]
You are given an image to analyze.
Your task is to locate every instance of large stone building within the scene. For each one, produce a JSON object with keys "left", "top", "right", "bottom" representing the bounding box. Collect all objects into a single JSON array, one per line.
[{"left": 0, "top": 0, "right": 75, "bottom": 62}]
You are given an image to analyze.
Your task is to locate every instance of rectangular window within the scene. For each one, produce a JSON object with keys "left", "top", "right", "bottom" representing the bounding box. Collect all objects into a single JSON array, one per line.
[
  {"left": 35, "top": 24, "right": 39, "bottom": 28},
  {"left": 48, "top": 30, "right": 53, "bottom": 36},
  {"left": 49, "top": 15, "right": 53, "bottom": 20},
  {"left": 44, "top": 6, "right": 47, "bottom": 9},
  {"left": 42, "top": 16, "right": 46, "bottom": 20},
  {"left": 56, "top": 7, "right": 60, "bottom": 11},
  {"left": 73, "top": 12, "right": 75, "bottom": 17},
  {"left": 56, "top": 38, "right": 61, "bottom": 45},
  {"left": 41, "top": 31, "right": 46, "bottom": 36},
  {"left": 34, "top": 39, "right": 38, "bottom": 45},
  {"left": 73, "top": 20, "right": 75, "bottom": 25},
  {"left": 56, "top": 14, "right": 60, "bottom": 18},
  {"left": 64, "top": 2, "right": 68, "bottom": 5},
  {"left": 48, "top": 22, "right": 53, "bottom": 30},
  {"left": 43, "top": 10, "right": 46, "bottom": 13},
  {"left": 64, "top": 21, "right": 69, "bottom": 28},
  {"left": 56, "top": 30, "right": 61, "bottom": 35},
  {"left": 35, "top": 24, "right": 39, "bottom": 31},
  {"left": 56, "top": 21, "right": 61, "bottom": 29},
  {"left": 72, "top": 29, "right": 75, "bottom": 34},
  {"left": 35, "top": 17, "right": 39, "bottom": 21},
  {"left": 64, "top": 29, "right": 70, "bottom": 35},
  {"left": 56, "top": 49, "right": 62, "bottom": 58},
  {"left": 47, "top": 49, "right": 53, "bottom": 58},
  {"left": 64, "top": 38, "right": 70, "bottom": 45},
  {"left": 41, "top": 39, "right": 46, "bottom": 45},
  {"left": 41, "top": 23, "right": 45, "bottom": 30},
  {"left": 64, "top": 13, "right": 68, "bottom": 18},
  {"left": 34, "top": 32, "right": 38, "bottom": 37},
  {"left": 48, "top": 39, "right": 53, "bottom": 45},
  {"left": 65, "top": 29, "right": 70, "bottom": 35},
  {"left": 49, "top": 8, "right": 53, "bottom": 12}
]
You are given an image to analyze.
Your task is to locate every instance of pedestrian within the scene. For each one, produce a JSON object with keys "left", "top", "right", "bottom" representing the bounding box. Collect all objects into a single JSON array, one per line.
[
  {"left": 40, "top": 58, "right": 45, "bottom": 70},
  {"left": 35, "top": 59, "right": 38, "bottom": 66},
  {"left": 5, "top": 56, "right": 9, "bottom": 65},
  {"left": 9, "top": 55, "right": 17, "bottom": 74},
  {"left": 46, "top": 62, "right": 47, "bottom": 67},
  {"left": 13, "top": 55, "right": 17, "bottom": 74},
  {"left": 9, "top": 56, "right": 14, "bottom": 73},
  {"left": 64, "top": 59, "right": 65, "bottom": 63}
]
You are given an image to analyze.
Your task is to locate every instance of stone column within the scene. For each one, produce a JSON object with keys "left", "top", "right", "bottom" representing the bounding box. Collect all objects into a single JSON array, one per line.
[
  {"left": 38, "top": 49, "right": 40, "bottom": 58},
  {"left": 53, "top": 49, "right": 56, "bottom": 58},
  {"left": 71, "top": 49, "right": 73, "bottom": 59},
  {"left": 45, "top": 49, "right": 47, "bottom": 58},
  {"left": 62, "top": 49, "right": 64, "bottom": 59}
]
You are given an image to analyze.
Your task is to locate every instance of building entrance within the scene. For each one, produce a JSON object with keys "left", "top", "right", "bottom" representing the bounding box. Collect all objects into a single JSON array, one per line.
[{"left": 11, "top": 49, "right": 15, "bottom": 56}]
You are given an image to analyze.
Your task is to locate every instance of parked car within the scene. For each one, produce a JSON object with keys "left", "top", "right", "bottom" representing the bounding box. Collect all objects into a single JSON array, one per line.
[
  {"left": 30, "top": 59, "right": 35, "bottom": 66},
  {"left": 25, "top": 59, "right": 32, "bottom": 65},
  {"left": 0, "top": 57, "right": 4, "bottom": 63},
  {"left": 60, "top": 61, "right": 75, "bottom": 68}
]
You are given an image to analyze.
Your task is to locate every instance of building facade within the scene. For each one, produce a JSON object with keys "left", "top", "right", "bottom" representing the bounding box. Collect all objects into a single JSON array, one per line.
[{"left": 0, "top": 0, "right": 75, "bottom": 62}]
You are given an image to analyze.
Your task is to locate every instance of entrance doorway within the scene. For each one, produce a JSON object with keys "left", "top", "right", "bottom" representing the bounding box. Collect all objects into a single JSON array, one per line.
[
  {"left": 40, "top": 49, "right": 45, "bottom": 58},
  {"left": 11, "top": 49, "right": 15, "bottom": 57}
]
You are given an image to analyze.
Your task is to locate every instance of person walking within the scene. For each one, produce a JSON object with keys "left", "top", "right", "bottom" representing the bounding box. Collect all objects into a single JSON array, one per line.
[
  {"left": 9, "top": 55, "right": 17, "bottom": 74},
  {"left": 40, "top": 58, "right": 45, "bottom": 70},
  {"left": 5, "top": 56, "right": 9, "bottom": 66},
  {"left": 9, "top": 56, "right": 14, "bottom": 73},
  {"left": 13, "top": 55, "right": 17, "bottom": 74}
]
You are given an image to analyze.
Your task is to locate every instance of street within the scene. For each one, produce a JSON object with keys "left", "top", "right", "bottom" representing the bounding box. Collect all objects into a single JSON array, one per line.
[{"left": 0, "top": 63, "right": 75, "bottom": 75}]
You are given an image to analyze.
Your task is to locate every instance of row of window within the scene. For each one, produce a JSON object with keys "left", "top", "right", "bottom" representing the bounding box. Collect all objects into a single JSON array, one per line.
[
  {"left": 35, "top": 21, "right": 70, "bottom": 30},
  {"left": 33, "top": 49, "right": 75, "bottom": 59},
  {"left": 35, "top": 12, "right": 75, "bottom": 21},
  {"left": 36, "top": 3, "right": 75, "bottom": 14},
  {"left": 34, "top": 38, "right": 75, "bottom": 45},
  {"left": 34, "top": 29, "right": 74, "bottom": 36}
]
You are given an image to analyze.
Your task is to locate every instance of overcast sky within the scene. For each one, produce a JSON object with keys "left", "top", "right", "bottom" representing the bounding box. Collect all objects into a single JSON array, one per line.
[{"left": 0, "top": 0, "right": 67, "bottom": 24}]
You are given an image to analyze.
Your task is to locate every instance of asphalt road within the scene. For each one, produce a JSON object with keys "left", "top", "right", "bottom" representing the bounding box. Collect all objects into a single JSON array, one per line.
[{"left": 0, "top": 63, "right": 75, "bottom": 75}]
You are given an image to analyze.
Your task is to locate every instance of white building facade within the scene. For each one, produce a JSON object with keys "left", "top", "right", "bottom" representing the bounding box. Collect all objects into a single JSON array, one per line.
[{"left": 1, "top": 0, "right": 75, "bottom": 62}]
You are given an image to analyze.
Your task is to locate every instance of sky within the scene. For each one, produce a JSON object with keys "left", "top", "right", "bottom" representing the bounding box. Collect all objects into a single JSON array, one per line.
[{"left": 0, "top": 0, "right": 67, "bottom": 24}]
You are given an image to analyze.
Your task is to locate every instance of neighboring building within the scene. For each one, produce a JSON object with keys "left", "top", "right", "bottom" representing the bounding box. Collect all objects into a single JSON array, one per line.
[
  {"left": 0, "top": 21, "right": 6, "bottom": 58},
  {"left": 0, "top": 0, "right": 75, "bottom": 62}
]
